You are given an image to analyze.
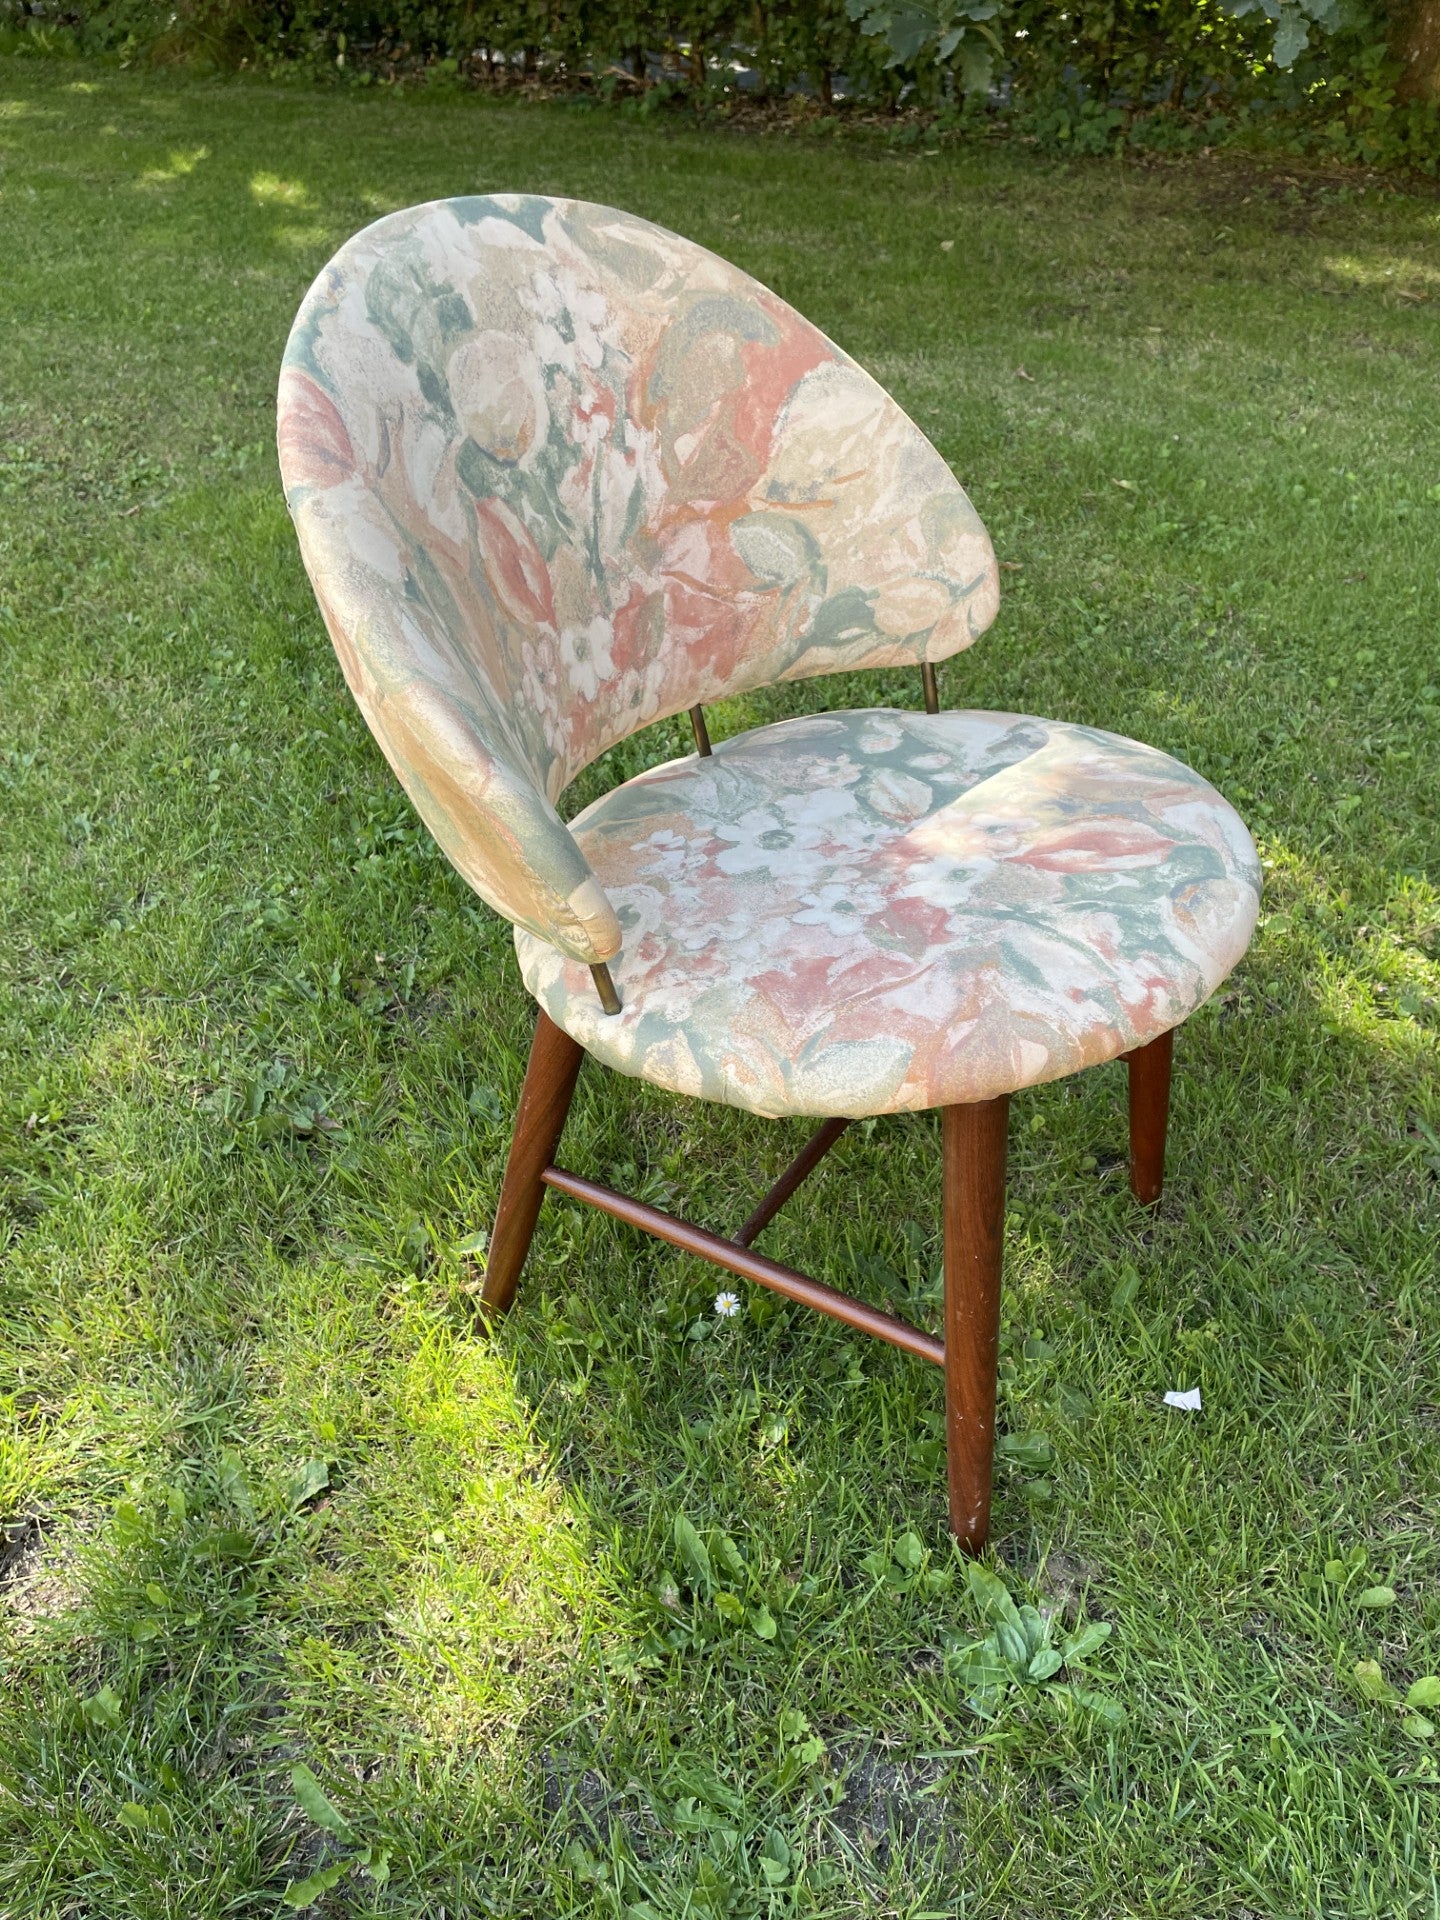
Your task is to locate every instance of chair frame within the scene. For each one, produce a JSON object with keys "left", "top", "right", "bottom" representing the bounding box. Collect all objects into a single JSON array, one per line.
[{"left": 480, "top": 679, "right": 1177, "bottom": 1554}]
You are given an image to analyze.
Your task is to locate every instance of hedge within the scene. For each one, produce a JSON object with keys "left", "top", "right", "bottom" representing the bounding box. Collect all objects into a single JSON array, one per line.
[{"left": 4, "top": 0, "right": 1439, "bottom": 171}]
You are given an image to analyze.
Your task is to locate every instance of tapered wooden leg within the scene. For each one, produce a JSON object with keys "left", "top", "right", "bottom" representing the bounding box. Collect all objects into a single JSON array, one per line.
[
  {"left": 1126, "top": 1028, "right": 1174, "bottom": 1207},
  {"left": 942, "top": 1095, "right": 1009, "bottom": 1553},
  {"left": 481, "top": 1010, "right": 584, "bottom": 1316}
]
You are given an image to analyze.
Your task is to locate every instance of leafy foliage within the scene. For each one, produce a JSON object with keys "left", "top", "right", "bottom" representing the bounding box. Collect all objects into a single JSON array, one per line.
[
  {"left": 281, "top": 1763, "right": 392, "bottom": 1907},
  {"left": 844, "top": 0, "right": 1004, "bottom": 95},
  {"left": 3, "top": 0, "right": 1438, "bottom": 170},
  {"left": 945, "top": 1562, "right": 1123, "bottom": 1723},
  {"left": 657, "top": 1511, "right": 795, "bottom": 1650},
  {"left": 1230, "top": 0, "right": 1341, "bottom": 71}
]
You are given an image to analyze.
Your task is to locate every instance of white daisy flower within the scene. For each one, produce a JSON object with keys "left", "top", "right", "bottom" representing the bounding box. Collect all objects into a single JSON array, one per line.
[{"left": 714, "top": 1291, "right": 741, "bottom": 1319}]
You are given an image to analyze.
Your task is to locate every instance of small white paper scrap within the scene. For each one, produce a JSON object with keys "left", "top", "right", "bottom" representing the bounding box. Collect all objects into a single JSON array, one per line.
[{"left": 1163, "top": 1387, "right": 1202, "bottom": 1411}]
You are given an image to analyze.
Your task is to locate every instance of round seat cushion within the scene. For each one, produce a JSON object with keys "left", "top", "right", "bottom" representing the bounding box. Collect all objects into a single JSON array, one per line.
[{"left": 515, "top": 709, "right": 1261, "bottom": 1118}]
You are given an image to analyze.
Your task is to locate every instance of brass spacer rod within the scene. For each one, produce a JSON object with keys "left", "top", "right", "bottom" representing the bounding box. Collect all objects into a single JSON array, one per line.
[
  {"left": 689, "top": 704, "right": 713, "bottom": 756},
  {"left": 589, "top": 961, "right": 622, "bottom": 1015},
  {"left": 921, "top": 662, "right": 940, "bottom": 715}
]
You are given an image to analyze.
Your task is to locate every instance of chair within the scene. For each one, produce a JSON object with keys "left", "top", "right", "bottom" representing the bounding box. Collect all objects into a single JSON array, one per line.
[{"left": 278, "top": 195, "right": 1260, "bottom": 1550}]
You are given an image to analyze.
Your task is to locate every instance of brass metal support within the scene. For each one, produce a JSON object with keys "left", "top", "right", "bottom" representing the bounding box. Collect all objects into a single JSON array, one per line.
[
  {"left": 921, "top": 662, "right": 940, "bottom": 715},
  {"left": 589, "top": 961, "right": 622, "bottom": 1015},
  {"left": 689, "top": 704, "right": 713, "bottom": 756}
]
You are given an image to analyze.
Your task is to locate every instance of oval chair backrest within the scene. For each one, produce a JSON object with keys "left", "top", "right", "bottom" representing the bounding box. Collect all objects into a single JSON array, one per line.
[{"left": 277, "top": 195, "right": 999, "bottom": 965}]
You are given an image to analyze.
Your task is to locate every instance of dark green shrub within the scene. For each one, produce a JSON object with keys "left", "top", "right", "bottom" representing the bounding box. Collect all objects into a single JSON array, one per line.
[{"left": 2, "top": 0, "right": 1435, "bottom": 171}]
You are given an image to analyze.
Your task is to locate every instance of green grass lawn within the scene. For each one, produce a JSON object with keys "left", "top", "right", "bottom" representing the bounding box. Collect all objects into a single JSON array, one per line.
[{"left": 2, "top": 54, "right": 1439, "bottom": 1920}]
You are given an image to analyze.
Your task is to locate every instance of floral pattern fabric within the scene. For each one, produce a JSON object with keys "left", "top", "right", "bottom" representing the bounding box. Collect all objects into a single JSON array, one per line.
[
  {"left": 277, "top": 195, "right": 1000, "bottom": 965},
  {"left": 515, "top": 710, "right": 1261, "bottom": 1119}
]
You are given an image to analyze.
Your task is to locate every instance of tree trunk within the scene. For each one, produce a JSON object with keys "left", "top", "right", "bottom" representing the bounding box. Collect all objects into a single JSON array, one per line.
[{"left": 1393, "top": 0, "right": 1440, "bottom": 101}]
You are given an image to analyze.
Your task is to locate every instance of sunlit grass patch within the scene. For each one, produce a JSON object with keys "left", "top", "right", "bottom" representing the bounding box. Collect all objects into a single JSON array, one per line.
[
  {"left": 1323, "top": 250, "right": 1440, "bottom": 293},
  {"left": 139, "top": 143, "right": 208, "bottom": 184},
  {"left": 251, "top": 170, "right": 313, "bottom": 208}
]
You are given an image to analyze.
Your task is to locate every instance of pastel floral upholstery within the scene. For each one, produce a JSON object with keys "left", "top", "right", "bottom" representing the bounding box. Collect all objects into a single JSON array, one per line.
[
  {"left": 279, "top": 196, "right": 1261, "bottom": 1124},
  {"left": 277, "top": 195, "right": 999, "bottom": 965},
  {"left": 517, "top": 710, "right": 1260, "bottom": 1118}
]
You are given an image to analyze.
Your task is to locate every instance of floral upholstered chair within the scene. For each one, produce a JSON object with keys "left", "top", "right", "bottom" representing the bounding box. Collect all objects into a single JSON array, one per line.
[{"left": 278, "top": 196, "right": 1260, "bottom": 1549}]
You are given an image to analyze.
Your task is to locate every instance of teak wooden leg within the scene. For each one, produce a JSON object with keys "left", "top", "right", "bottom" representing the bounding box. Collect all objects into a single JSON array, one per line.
[
  {"left": 942, "top": 1095, "right": 1009, "bottom": 1553},
  {"left": 482, "top": 1010, "right": 584, "bottom": 1315},
  {"left": 481, "top": 1020, "right": 1170, "bottom": 1546},
  {"left": 1126, "top": 1028, "right": 1174, "bottom": 1207}
]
